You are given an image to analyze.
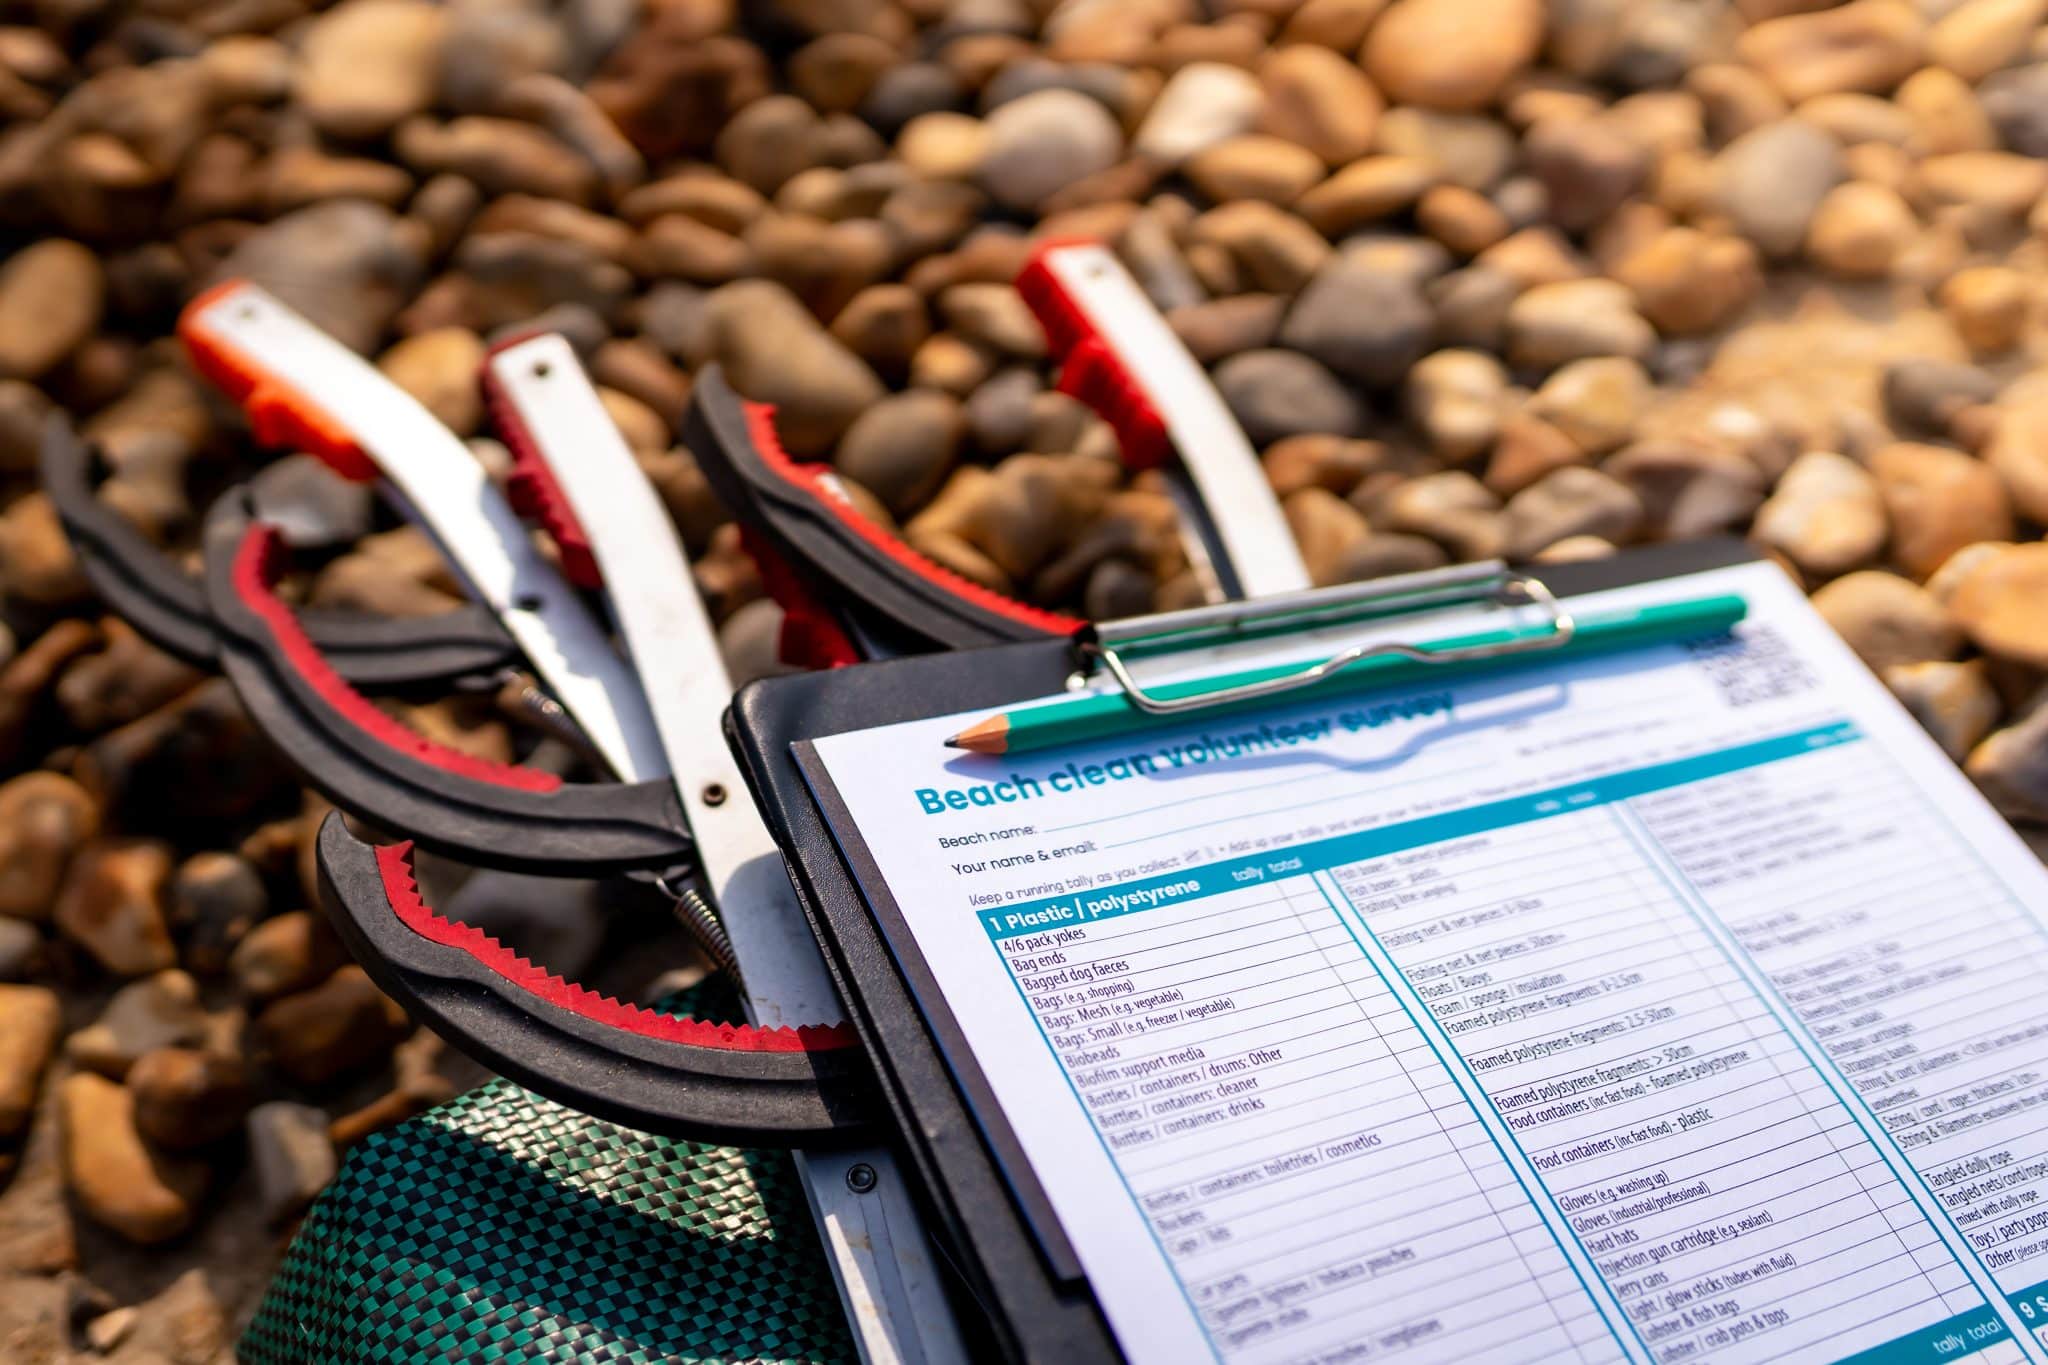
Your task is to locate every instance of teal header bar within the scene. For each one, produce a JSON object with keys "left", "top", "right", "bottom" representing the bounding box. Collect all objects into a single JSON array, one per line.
[
  {"left": 978, "top": 721, "right": 1862, "bottom": 942},
  {"left": 1833, "top": 1308, "right": 2010, "bottom": 1365}
]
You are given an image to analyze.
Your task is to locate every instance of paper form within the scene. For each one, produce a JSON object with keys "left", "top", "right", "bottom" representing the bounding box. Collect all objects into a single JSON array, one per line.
[{"left": 802, "top": 558, "right": 2048, "bottom": 1365}]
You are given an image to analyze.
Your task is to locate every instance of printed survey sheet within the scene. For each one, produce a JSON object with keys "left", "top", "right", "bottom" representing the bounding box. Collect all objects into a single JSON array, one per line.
[{"left": 803, "top": 559, "right": 2048, "bottom": 1365}]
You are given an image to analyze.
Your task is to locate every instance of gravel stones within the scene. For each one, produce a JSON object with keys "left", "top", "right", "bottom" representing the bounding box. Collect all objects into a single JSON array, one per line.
[
  {"left": 1279, "top": 257, "right": 1433, "bottom": 387},
  {"left": 59, "top": 1072, "right": 207, "bottom": 1244},
  {"left": 977, "top": 88, "right": 1122, "bottom": 211},
  {"left": 834, "top": 390, "right": 965, "bottom": 516},
  {"left": 1736, "top": 1, "right": 1925, "bottom": 102},
  {"left": 1364, "top": 0, "right": 1544, "bottom": 112},
  {"left": 1811, "top": 570, "right": 1962, "bottom": 671},
  {"left": 1751, "top": 450, "right": 1888, "bottom": 578},
  {"left": 295, "top": 0, "right": 448, "bottom": 140},
  {"left": 702, "top": 279, "right": 884, "bottom": 457},
  {"left": 1132, "top": 62, "right": 1262, "bottom": 165},
  {"left": 1868, "top": 441, "right": 2013, "bottom": 580},
  {"left": 0, "top": 240, "right": 100, "bottom": 382},
  {"left": 129, "top": 1047, "right": 250, "bottom": 1150},
  {"left": 1213, "top": 349, "right": 1367, "bottom": 446},
  {"left": 52, "top": 838, "right": 174, "bottom": 978},
  {"left": 1713, "top": 119, "right": 1846, "bottom": 258},
  {"left": 0, "top": 984, "right": 59, "bottom": 1139},
  {"left": 1948, "top": 543, "right": 2048, "bottom": 669},
  {"left": 247, "top": 1101, "right": 337, "bottom": 1224},
  {"left": 215, "top": 202, "right": 426, "bottom": 355},
  {"left": 1257, "top": 45, "right": 1380, "bottom": 166},
  {"left": 1506, "top": 279, "right": 1655, "bottom": 369}
]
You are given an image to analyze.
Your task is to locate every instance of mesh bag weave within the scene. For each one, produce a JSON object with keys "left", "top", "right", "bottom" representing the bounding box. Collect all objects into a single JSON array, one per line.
[{"left": 241, "top": 986, "right": 855, "bottom": 1365}]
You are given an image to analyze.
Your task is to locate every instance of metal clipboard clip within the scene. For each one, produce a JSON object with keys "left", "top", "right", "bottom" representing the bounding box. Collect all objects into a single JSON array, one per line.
[{"left": 1075, "top": 561, "right": 1577, "bottom": 716}]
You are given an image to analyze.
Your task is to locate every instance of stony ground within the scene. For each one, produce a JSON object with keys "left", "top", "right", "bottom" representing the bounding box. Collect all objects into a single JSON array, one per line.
[{"left": 4, "top": 0, "right": 2048, "bottom": 1357}]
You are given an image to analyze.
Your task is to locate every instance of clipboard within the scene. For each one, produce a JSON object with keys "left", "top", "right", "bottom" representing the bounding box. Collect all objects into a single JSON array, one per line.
[{"left": 724, "top": 537, "right": 1768, "bottom": 1361}]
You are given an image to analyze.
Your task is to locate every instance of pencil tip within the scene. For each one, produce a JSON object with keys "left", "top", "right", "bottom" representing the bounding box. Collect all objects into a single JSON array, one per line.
[{"left": 946, "top": 715, "right": 1009, "bottom": 755}]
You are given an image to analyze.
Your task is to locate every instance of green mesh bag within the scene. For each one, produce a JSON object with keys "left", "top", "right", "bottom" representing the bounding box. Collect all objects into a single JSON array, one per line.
[{"left": 241, "top": 987, "right": 856, "bottom": 1365}]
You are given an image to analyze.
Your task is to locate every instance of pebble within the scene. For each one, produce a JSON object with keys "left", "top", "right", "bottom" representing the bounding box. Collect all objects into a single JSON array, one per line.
[
  {"left": 1405, "top": 348, "right": 1507, "bottom": 464},
  {"left": 1278, "top": 257, "right": 1433, "bottom": 387},
  {"left": 1194, "top": 202, "right": 1331, "bottom": 294},
  {"left": 1168, "top": 294, "right": 1286, "bottom": 364},
  {"left": 59, "top": 1072, "right": 208, "bottom": 1244},
  {"left": 1185, "top": 135, "right": 1326, "bottom": 205},
  {"left": 1415, "top": 185, "right": 1508, "bottom": 256},
  {"left": 1364, "top": 0, "right": 1544, "bottom": 112},
  {"left": 1750, "top": 450, "right": 1889, "bottom": 579},
  {"left": 256, "top": 966, "right": 411, "bottom": 1085},
  {"left": 66, "top": 969, "right": 208, "bottom": 1077},
  {"left": 1605, "top": 442, "right": 1768, "bottom": 540},
  {"left": 1377, "top": 470, "right": 1507, "bottom": 561},
  {"left": 1297, "top": 157, "right": 1436, "bottom": 237},
  {"left": 938, "top": 283, "right": 1045, "bottom": 360},
  {"left": 1737, "top": 1, "right": 1926, "bottom": 103},
  {"left": 1524, "top": 117, "right": 1650, "bottom": 235},
  {"left": 1257, "top": 44, "right": 1380, "bottom": 167},
  {"left": 1503, "top": 467, "right": 1644, "bottom": 560},
  {"left": 834, "top": 390, "right": 965, "bottom": 517},
  {"left": 396, "top": 117, "right": 598, "bottom": 205},
  {"left": 1969, "top": 702, "right": 2048, "bottom": 822},
  {"left": 1611, "top": 227, "right": 1761, "bottom": 334},
  {"left": 1373, "top": 108, "right": 1516, "bottom": 191},
  {"left": 1893, "top": 67, "right": 1994, "bottom": 157},
  {"left": 1131, "top": 62, "right": 1263, "bottom": 165},
  {"left": 1884, "top": 360, "right": 2000, "bottom": 437},
  {"left": 1527, "top": 357, "right": 1650, "bottom": 457},
  {"left": 1284, "top": 488, "right": 1374, "bottom": 586},
  {"left": 0, "top": 984, "right": 58, "bottom": 1139},
  {"left": 1884, "top": 659, "right": 2002, "bottom": 760},
  {"left": 1505, "top": 279, "right": 1655, "bottom": 370},
  {"left": 128, "top": 1047, "right": 250, "bottom": 1150},
  {"left": 1926, "top": 0, "right": 2043, "bottom": 82},
  {"left": 1978, "top": 63, "right": 2048, "bottom": 157},
  {"left": 977, "top": 88, "right": 1122, "bottom": 212},
  {"left": 0, "top": 918, "right": 36, "bottom": 980},
  {"left": 1812, "top": 570, "right": 1963, "bottom": 671},
  {"left": 1940, "top": 266, "right": 2028, "bottom": 355},
  {"left": 830, "top": 284, "right": 930, "bottom": 380},
  {"left": 0, "top": 772, "right": 98, "bottom": 922},
  {"left": 52, "top": 839, "right": 175, "bottom": 978},
  {"left": 1263, "top": 435, "right": 1386, "bottom": 498},
  {"left": 701, "top": 279, "right": 884, "bottom": 457},
  {"left": 0, "top": 240, "right": 100, "bottom": 382},
  {"left": 1486, "top": 414, "right": 1589, "bottom": 498},
  {"left": 1907, "top": 151, "right": 2048, "bottom": 219},
  {"left": 229, "top": 910, "right": 349, "bottom": 1003},
  {"left": 1713, "top": 119, "right": 1846, "bottom": 258},
  {"left": 1869, "top": 442, "right": 2014, "bottom": 582},
  {"left": 1986, "top": 401, "right": 2048, "bottom": 524},
  {"left": 1804, "top": 182, "right": 1916, "bottom": 278},
  {"left": 1213, "top": 350, "right": 1367, "bottom": 446},
  {"left": 295, "top": 0, "right": 447, "bottom": 139},
  {"left": 1331, "top": 532, "right": 1453, "bottom": 583},
  {"left": 377, "top": 329, "right": 488, "bottom": 438},
  {"left": 216, "top": 201, "right": 427, "bottom": 355},
  {"left": 55, "top": 619, "right": 203, "bottom": 735},
  {"left": 248, "top": 1101, "right": 337, "bottom": 1224},
  {"left": 1948, "top": 543, "right": 2048, "bottom": 669}
]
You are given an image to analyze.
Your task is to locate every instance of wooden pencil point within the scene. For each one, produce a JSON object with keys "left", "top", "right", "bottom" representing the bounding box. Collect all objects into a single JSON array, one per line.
[{"left": 946, "top": 715, "right": 1010, "bottom": 754}]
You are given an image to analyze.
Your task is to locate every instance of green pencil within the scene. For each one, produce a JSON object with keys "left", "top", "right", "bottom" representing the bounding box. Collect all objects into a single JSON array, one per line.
[{"left": 945, "top": 594, "right": 1748, "bottom": 756}]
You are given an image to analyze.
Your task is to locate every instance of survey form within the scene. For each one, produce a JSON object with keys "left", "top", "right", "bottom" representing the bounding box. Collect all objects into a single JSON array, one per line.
[{"left": 798, "top": 557, "right": 2048, "bottom": 1365}]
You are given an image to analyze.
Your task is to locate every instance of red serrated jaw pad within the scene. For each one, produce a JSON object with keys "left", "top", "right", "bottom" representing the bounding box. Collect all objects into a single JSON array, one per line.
[
  {"left": 231, "top": 523, "right": 565, "bottom": 794},
  {"left": 1056, "top": 335, "right": 1171, "bottom": 471},
  {"left": 373, "top": 840, "right": 855, "bottom": 1052},
  {"left": 1014, "top": 242, "right": 1172, "bottom": 473},
  {"left": 177, "top": 281, "right": 379, "bottom": 482},
  {"left": 736, "top": 526, "right": 858, "bottom": 670},
  {"left": 478, "top": 339, "right": 603, "bottom": 591}
]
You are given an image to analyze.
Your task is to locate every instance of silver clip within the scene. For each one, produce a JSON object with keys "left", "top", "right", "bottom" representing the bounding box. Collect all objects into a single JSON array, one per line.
[{"left": 1080, "top": 567, "right": 1575, "bottom": 717}]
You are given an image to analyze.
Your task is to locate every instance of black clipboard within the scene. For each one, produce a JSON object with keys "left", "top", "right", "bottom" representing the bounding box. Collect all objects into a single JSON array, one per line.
[{"left": 724, "top": 538, "right": 1764, "bottom": 1363}]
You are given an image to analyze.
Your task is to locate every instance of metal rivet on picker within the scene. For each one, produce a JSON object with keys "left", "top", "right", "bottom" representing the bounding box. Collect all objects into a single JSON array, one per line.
[
  {"left": 701, "top": 782, "right": 726, "bottom": 807},
  {"left": 845, "top": 1163, "right": 877, "bottom": 1194}
]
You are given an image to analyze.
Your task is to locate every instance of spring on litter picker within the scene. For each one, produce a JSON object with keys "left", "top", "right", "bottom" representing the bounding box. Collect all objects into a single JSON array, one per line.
[{"left": 671, "top": 885, "right": 741, "bottom": 985}]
